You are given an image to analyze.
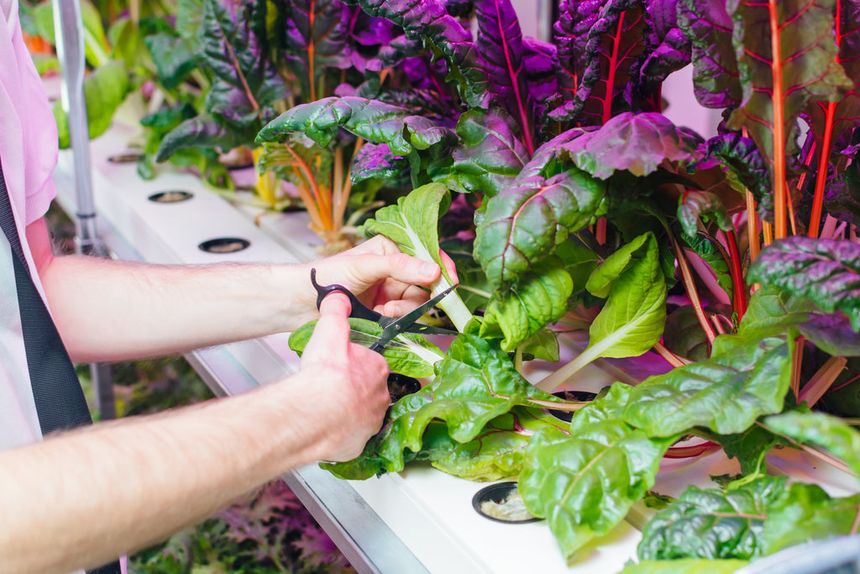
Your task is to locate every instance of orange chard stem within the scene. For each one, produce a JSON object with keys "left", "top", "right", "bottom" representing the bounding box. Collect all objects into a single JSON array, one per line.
[
  {"left": 284, "top": 143, "right": 332, "bottom": 230},
  {"left": 767, "top": 0, "right": 788, "bottom": 238},
  {"left": 791, "top": 337, "right": 805, "bottom": 398},
  {"left": 798, "top": 356, "right": 848, "bottom": 407},
  {"left": 809, "top": 103, "right": 838, "bottom": 238},
  {"left": 746, "top": 192, "right": 761, "bottom": 262},
  {"left": 762, "top": 220, "right": 774, "bottom": 246},
  {"left": 671, "top": 235, "right": 718, "bottom": 345},
  {"left": 653, "top": 341, "right": 690, "bottom": 368}
]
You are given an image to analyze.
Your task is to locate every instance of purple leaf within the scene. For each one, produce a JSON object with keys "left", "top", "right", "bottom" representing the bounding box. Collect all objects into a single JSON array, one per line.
[
  {"left": 627, "top": 0, "right": 691, "bottom": 111},
  {"left": 284, "top": 0, "right": 352, "bottom": 101},
  {"left": 801, "top": 312, "right": 860, "bottom": 357},
  {"left": 351, "top": 142, "right": 409, "bottom": 183},
  {"left": 475, "top": 0, "right": 535, "bottom": 152},
  {"left": 559, "top": 112, "right": 700, "bottom": 179},
  {"left": 523, "top": 37, "right": 561, "bottom": 135},
  {"left": 550, "top": 0, "right": 648, "bottom": 125},
  {"left": 748, "top": 237, "right": 860, "bottom": 332},
  {"left": 677, "top": 0, "right": 741, "bottom": 109},
  {"left": 554, "top": 0, "right": 602, "bottom": 102},
  {"left": 346, "top": 0, "right": 489, "bottom": 108}
]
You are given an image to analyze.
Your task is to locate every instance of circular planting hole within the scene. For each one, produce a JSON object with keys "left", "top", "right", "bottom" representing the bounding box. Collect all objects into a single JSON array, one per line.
[
  {"left": 108, "top": 152, "right": 144, "bottom": 164},
  {"left": 545, "top": 390, "right": 598, "bottom": 423},
  {"left": 473, "top": 482, "right": 540, "bottom": 524},
  {"left": 148, "top": 190, "right": 194, "bottom": 204},
  {"left": 387, "top": 373, "right": 421, "bottom": 403},
  {"left": 198, "top": 237, "right": 251, "bottom": 254}
]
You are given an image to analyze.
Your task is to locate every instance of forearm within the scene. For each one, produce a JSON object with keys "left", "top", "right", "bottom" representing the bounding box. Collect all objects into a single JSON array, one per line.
[
  {"left": 0, "top": 373, "right": 328, "bottom": 574},
  {"left": 41, "top": 255, "right": 315, "bottom": 362}
]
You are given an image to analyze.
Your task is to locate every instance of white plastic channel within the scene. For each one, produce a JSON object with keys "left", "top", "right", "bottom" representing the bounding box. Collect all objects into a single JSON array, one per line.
[{"left": 53, "top": 123, "right": 858, "bottom": 574}]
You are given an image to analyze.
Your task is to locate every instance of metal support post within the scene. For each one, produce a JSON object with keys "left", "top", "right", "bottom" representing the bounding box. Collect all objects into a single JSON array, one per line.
[{"left": 52, "top": 0, "right": 115, "bottom": 420}]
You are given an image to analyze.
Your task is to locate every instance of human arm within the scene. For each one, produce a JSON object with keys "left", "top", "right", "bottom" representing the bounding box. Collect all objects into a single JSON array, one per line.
[
  {"left": 0, "top": 293, "right": 389, "bottom": 574},
  {"left": 27, "top": 218, "right": 454, "bottom": 363}
]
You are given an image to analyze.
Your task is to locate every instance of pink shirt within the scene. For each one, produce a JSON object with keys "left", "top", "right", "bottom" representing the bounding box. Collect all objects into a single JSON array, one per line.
[{"left": 0, "top": 0, "right": 58, "bottom": 450}]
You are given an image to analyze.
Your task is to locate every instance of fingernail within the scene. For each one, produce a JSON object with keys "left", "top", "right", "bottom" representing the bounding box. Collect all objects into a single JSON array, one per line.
[{"left": 421, "top": 262, "right": 438, "bottom": 277}]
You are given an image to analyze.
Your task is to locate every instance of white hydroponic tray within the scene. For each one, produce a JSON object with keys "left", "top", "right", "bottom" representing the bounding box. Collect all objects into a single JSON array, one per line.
[{"left": 53, "top": 119, "right": 857, "bottom": 574}]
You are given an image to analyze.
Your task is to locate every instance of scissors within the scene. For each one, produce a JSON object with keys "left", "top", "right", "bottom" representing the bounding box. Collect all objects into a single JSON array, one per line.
[
  {"left": 310, "top": 268, "right": 458, "bottom": 352},
  {"left": 311, "top": 268, "right": 458, "bottom": 402}
]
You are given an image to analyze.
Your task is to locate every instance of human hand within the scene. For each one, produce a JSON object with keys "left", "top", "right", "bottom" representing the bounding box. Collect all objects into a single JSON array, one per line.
[
  {"left": 293, "top": 235, "right": 459, "bottom": 324},
  {"left": 298, "top": 293, "right": 391, "bottom": 462}
]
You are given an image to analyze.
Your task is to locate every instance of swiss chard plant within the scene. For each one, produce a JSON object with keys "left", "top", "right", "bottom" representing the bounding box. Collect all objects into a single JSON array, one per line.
[
  {"left": 263, "top": 0, "right": 859, "bottom": 569},
  {"left": 262, "top": 0, "right": 860, "bottom": 567},
  {"left": 152, "top": 0, "right": 465, "bottom": 249}
]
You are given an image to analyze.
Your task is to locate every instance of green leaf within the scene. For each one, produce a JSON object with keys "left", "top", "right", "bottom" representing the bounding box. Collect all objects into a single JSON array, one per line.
[
  {"left": 555, "top": 238, "right": 601, "bottom": 298},
  {"left": 361, "top": 183, "right": 472, "bottom": 331},
  {"left": 32, "top": 0, "right": 111, "bottom": 67},
  {"left": 585, "top": 232, "right": 653, "bottom": 298},
  {"left": 256, "top": 97, "right": 456, "bottom": 156},
  {"left": 421, "top": 408, "right": 569, "bottom": 481},
  {"left": 663, "top": 306, "right": 710, "bottom": 362},
  {"left": 443, "top": 109, "right": 529, "bottom": 197},
  {"left": 715, "top": 424, "right": 783, "bottom": 477},
  {"left": 537, "top": 233, "right": 667, "bottom": 391},
  {"left": 176, "top": 0, "right": 206, "bottom": 47},
  {"left": 559, "top": 112, "right": 700, "bottom": 179},
  {"left": 198, "top": 0, "right": 284, "bottom": 129},
  {"left": 288, "top": 318, "right": 443, "bottom": 378},
  {"left": 585, "top": 233, "right": 667, "bottom": 357},
  {"left": 144, "top": 32, "right": 197, "bottom": 90},
  {"left": 761, "top": 483, "right": 860, "bottom": 554},
  {"left": 439, "top": 239, "right": 492, "bottom": 313},
  {"left": 520, "top": 328, "right": 561, "bottom": 362},
  {"left": 155, "top": 116, "right": 246, "bottom": 162},
  {"left": 624, "top": 333, "right": 793, "bottom": 437},
  {"left": 322, "top": 334, "right": 561, "bottom": 479},
  {"left": 747, "top": 237, "right": 860, "bottom": 331},
  {"left": 474, "top": 167, "right": 606, "bottom": 289},
  {"left": 637, "top": 476, "right": 786, "bottom": 561},
  {"left": 677, "top": 191, "right": 732, "bottom": 239},
  {"left": 621, "top": 559, "right": 748, "bottom": 574},
  {"left": 763, "top": 411, "right": 860, "bottom": 479},
  {"left": 53, "top": 61, "right": 131, "bottom": 149},
  {"left": 738, "top": 287, "right": 860, "bottom": 357},
  {"left": 519, "top": 385, "right": 673, "bottom": 560},
  {"left": 480, "top": 259, "right": 573, "bottom": 352}
]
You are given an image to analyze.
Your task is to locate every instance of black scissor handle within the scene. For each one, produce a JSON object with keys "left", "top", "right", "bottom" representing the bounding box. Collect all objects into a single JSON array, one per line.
[{"left": 310, "top": 268, "right": 383, "bottom": 322}]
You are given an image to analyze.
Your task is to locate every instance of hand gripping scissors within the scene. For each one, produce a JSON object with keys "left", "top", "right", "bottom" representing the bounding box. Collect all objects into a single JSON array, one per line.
[{"left": 310, "top": 268, "right": 458, "bottom": 401}]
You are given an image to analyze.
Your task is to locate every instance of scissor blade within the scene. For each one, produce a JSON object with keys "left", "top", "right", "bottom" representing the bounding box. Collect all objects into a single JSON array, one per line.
[
  {"left": 406, "top": 324, "right": 459, "bottom": 336},
  {"left": 374, "top": 283, "right": 459, "bottom": 348}
]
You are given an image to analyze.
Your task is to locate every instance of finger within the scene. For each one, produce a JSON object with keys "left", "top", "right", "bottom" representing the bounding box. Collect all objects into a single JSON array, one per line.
[
  {"left": 374, "top": 279, "right": 428, "bottom": 305},
  {"left": 304, "top": 293, "right": 351, "bottom": 360},
  {"left": 377, "top": 299, "right": 427, "bottom": 318},
  {"left": 349, "top": 252, "right": 440, "bottom": 288},
  {"left": 349, "top": 235, "right": 399, "bottom": 256},
  {"left": 439, "top": 249, "right": 459, "bottom": 283}
]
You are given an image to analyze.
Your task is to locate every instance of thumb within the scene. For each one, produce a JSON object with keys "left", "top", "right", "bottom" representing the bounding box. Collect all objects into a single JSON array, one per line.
[{"left": 303, "top": 293, "right": 351, "bottom": 361}]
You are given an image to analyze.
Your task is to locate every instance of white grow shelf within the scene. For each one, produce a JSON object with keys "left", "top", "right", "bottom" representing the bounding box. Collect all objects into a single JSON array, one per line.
[{"left": 53, "top": 121, "right": 858, "bottom": 574}]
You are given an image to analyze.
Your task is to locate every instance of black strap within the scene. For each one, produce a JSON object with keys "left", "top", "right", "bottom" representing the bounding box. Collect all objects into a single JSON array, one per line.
[{"left": 0, "top": 160, "right": 121, "bottom": 574}]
